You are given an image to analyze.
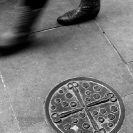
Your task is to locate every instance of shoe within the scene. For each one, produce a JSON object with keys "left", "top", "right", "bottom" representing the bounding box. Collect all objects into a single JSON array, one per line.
[{"left": 57, "top": 0, "right": 100, "bottom": 25}]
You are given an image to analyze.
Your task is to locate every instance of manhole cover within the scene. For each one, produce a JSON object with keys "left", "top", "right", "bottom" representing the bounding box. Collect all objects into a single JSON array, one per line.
[{"left": 45, "top": 77, "right": 125, "bottom": 133}]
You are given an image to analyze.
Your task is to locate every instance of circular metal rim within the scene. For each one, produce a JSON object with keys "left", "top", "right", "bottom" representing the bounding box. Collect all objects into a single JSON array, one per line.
[{"left": 45, "top": 77, "right": 125, "bottom": 133}]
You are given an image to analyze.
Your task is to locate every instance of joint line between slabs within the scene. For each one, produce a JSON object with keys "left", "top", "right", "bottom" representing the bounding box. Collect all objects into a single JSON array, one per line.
[
  {"left": 95, "top": 21, "right": 126, "bottom": 64},
  {"left": 125, "top": 64, "right": 133, "bottom": 78},
  {"left": 30, "top": 25, "right": 63, "bottom": 34},
  {"left": 0, "top": 71, "right": 22, "bottom": 133},
  {"left": 120, "top": 65, "right": 133, "bottom": 98}
]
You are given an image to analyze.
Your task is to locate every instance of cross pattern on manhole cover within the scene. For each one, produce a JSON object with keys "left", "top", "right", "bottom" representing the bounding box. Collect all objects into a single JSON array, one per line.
[{"left": 44, "top": 77, "right": 125, "bottom": 133}]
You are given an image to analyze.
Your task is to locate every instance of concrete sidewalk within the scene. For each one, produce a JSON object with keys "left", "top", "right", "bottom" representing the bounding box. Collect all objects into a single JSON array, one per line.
[{"left": 0, "top": 0, "right": 133, "bottom": 133}]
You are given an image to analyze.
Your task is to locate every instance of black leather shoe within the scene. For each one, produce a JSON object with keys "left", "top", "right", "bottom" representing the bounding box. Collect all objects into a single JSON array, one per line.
[{"left": 57, "top": 0, "right": 100, "bottom": 25}]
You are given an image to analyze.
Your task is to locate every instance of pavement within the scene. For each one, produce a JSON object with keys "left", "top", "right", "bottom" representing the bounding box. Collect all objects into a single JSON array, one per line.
[{"left": 0, "top": 0, "right": 133, "bottom": 133}]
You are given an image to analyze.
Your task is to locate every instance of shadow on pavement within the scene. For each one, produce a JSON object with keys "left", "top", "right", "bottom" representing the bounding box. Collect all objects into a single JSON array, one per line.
[{"left": 0, "top": 37, "right": 34, "bottom": 56}]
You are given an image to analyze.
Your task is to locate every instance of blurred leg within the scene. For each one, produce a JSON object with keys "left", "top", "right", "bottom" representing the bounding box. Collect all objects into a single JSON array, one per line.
[
  {"left": 23, "top": 0, "right": 48, "bottom": 10},
  {"left": 0, "top": 0, "right": 48, "bottom": 49}
]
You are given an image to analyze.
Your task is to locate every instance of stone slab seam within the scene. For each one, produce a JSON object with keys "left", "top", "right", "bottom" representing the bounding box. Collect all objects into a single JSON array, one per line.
[
  {"left": 95, "top": 21, "right": 133, "bottom": 94},
  {"left": 95, "top": 21, "right": 126, "bottom": 65},
  {"left": 30, "top": 25, "right": 62, "bottom": 35},
  {"left": 0, "top": 71, "right": 22, "bottom": 133}
]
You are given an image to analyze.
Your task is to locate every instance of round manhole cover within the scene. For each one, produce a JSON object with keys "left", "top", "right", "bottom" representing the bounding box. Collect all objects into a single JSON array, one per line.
[{"left": 45, "top": 77, "right": 125, "bottom": 133}]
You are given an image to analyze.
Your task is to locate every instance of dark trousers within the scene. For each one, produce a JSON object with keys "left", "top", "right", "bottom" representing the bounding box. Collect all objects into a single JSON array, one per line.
[{"left": 23, "top": 0, "right": 48, "bottom": 10}]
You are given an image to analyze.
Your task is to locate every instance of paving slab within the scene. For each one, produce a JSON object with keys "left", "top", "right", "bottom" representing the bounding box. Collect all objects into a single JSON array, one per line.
[
  {"left": 97, "top": 0, "right": 133, "bottom": 62},
  {"left": 0, "top": 75, "right": 20, "bottom": 133},
  {"left": 0, "top": 19, "right": 133, "bottom": 133},
  {"left": 121, "top": 94, "right": 133, "bottom": 133}
]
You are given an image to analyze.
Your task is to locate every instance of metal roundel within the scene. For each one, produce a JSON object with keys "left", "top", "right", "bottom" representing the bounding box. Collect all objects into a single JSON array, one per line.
[{"left": 45, "top": 77, "right": 125, "bottom": 133}]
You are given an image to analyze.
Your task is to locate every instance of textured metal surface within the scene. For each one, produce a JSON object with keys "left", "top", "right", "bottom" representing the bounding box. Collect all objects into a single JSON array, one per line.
[{"left": 45, "top": 77, "right": 125, "bottom": 133}]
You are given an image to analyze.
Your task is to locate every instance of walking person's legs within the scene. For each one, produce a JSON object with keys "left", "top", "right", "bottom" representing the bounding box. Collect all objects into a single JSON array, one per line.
[
  {"left": 23, "top": 0, "right": 48, "bottom": 10},
  {"left": 1, "top": 0, "right": 48, "bottom": 48},
  {"left": 57, "top": 0, "right": 100, "bottom": 25}
]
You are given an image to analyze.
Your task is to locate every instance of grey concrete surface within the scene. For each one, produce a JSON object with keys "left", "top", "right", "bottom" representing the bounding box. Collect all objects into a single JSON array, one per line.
[
  {"left": 0, "top": 77, "right": 20, "bottom": 133},
  {"left": 97, "top": 0, "right": 133, "bottom": 62},
  {"left": 0, "top": 0, "right": 133, "bottom": 133}
]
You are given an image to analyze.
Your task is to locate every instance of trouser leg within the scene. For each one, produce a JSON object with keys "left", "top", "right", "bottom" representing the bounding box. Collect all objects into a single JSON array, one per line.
[
  {"left": 23, "top": 0, "right": 48, "bottom": 10},
  {"left": 0, "top": 0, "right": 48, "bottom": 49}
]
